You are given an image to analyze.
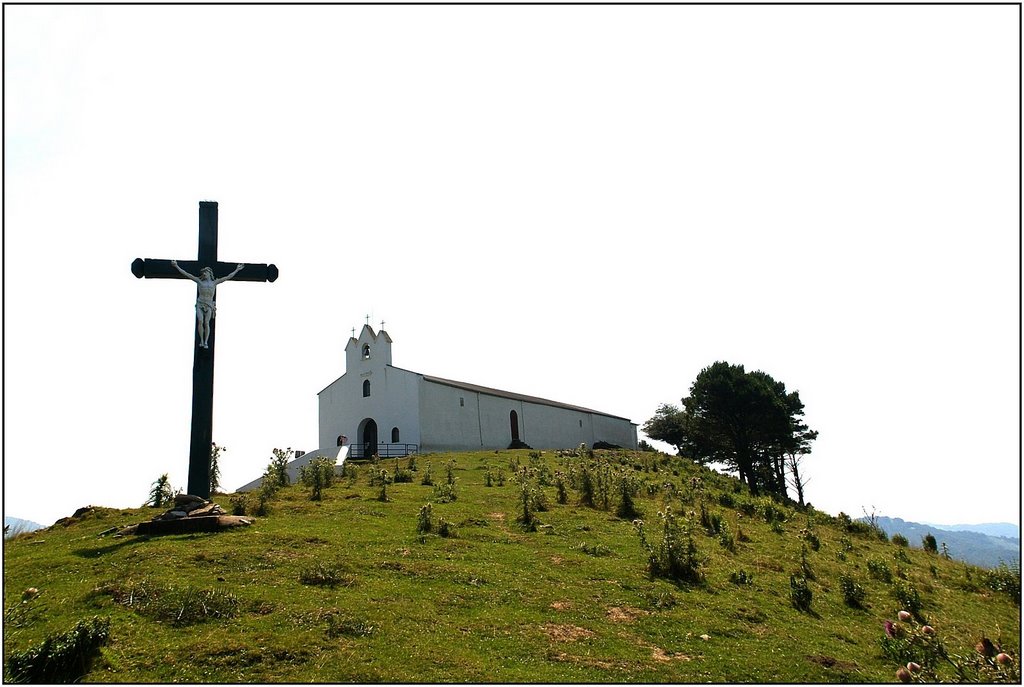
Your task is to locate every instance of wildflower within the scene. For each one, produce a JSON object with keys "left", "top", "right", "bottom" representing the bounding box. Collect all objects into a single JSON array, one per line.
[
  {"left": 898, "top": 610, "right": 912, "bottom": 621},
  {"left": 896, "top": 666, "right": 912, "bottom": 683},
  {"left": 907, "top": 662, "right": 922, "bottom": 673},
  {"left": 884, "top": 621, "right": 897, "bottom": 638},
  {"left": 21, "top": 587, "right": 38, "bottom": 601},
  {"left": 921, "top": 625, "right": 936, "bottom": 636},
  {"left": 996, "top": 653, "right": 1013, "bottom": 666}
]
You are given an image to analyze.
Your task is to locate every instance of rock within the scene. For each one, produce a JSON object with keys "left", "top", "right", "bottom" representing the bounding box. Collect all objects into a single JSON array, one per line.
[
  {"left": 174, "top": 494, "right": 207, "bottom": 506},
  {"left": 134, "top": 515, "right": 253, "bottom": 535}
]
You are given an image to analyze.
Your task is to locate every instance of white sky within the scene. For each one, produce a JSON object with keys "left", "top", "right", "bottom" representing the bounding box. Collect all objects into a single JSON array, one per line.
[{"left": 4, "top": 5, "right": 1019, "bottom": 530}]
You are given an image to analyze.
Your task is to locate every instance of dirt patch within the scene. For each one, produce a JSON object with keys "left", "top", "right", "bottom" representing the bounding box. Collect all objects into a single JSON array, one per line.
[
  {"left": 542, "top": 623, "right": 594, "bottom": 642},
  {"left": 606, "top": 606, "right": 648, "bottom": 623},
  {"left": 550, "top": 556, "right": 564, "bottom": 565},
  {"left": 550, "top": 601, "right": 572, "bottom": 611},
  {"left": 807, "top": 654, "right": 859, "bottom": 672},
  {"left": 488, "top": 512, "right": 506, "bottom": 521},
  {"left": 651, "top": 647, "right": 691, "bottom": 663}
]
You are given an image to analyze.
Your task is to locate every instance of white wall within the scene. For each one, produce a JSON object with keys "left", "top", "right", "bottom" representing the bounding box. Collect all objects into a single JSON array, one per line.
[
  {"left": 318, "top": 327, "right": 420, "bottom": 451},
  {"left": 419, "top": 379, "right": 638, "bottom": 452}
]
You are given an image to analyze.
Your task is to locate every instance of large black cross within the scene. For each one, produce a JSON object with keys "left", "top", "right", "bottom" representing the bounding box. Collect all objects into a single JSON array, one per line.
[{"left": 132, "top": 201, "right": 278, "bottom": 498}]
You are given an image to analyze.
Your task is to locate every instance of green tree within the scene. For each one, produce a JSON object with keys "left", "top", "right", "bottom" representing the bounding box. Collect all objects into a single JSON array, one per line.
[
  {"left": 641, "top": 403, "right": 688, "bottom": 454},
  {"left": 647, "top": 362, "right": 817, "bottom": 498}
]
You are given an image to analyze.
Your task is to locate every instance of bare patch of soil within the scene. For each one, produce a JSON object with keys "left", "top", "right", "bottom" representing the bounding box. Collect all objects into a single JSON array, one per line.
[
  {"left": 542, "top": 623, "right": 594, "bottom": 642},
  {"left": 606, "top": 606, "right": 648, "bottom": 623}
]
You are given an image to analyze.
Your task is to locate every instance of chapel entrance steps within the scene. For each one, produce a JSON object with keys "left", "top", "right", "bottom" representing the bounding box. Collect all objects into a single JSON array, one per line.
[{"left": 347, "top": 443, "right": 419, "bottom": 461}]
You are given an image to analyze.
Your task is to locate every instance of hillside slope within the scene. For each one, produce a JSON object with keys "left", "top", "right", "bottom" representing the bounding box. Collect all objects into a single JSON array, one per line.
[{"left": 3, "top": 450, "right": 1020, "bottom": 683}]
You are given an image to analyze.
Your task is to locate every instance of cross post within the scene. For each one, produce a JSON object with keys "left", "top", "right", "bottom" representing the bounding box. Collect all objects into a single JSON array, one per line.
[{"left": 132, "top": 201, "right": 278, "bottom": 498}]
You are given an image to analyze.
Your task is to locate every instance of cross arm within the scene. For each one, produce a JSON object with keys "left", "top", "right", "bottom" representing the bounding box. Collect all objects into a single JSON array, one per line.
[{"left": 131, "top": 258, "right": 279, "bottom": 282}]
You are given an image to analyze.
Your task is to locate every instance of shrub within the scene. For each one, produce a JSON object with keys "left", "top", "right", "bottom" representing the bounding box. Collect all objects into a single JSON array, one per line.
[
  {"left": 868, "top": 558, "right": 893, "bottom": 583},
  {"left": 730, "top": 569, "right": 754, "bottom": 586},
  {"left": 299, "top": 457, "right": 335, "bottom": 501},
  {"left": 516, "top": 481, "right": 540, "bottom": 532},
  {"left": 718, "top": 521, "right": 736, "bottom": 552},
  {"left": 800, "top": 527, "right": 821, "bottom": 552},
  {"left": 982, "top": 563, "right": 1021, "bottom": 604},
  {"left": 420, "top": 463, "right": 434, "bottom": 486},
  {"left": 839, "top": 574, "right": 867, "bottom": 608},
  {"left": 922, "top": 533, "right": 938, "bottom": 554},
  {"left": 433, "top": 482, "right": 457, "bottom": 504},
  {"left": 615, "top": 472, "right": 641, "bottom": 519},
  {"left": 892, "top": 533, "right": 909, "bottom": 548},
  {"left": 555, "top": 472, "right": 569, "bottom": 504},
  {"left": 436, "top": 517, "right": 456, "bottom": 538},
  {"left": 578, "top": 464, "right": 596, "bottom": 507},
  {"left": 717, "top": 492, "right": 735, "bottom": 509},
  {"left": 738, "top": 501, "right": 757, "bottom": 518},
  {"left": 892, "top": 579, "right": 925, "bottom": 621},
  {"left": 146, "top": 473, "right": 174, "bottom": 508},
  {"left": 417, "top": 503, "right": 433, "bottom": 535},
  {"left": 6, "top": 617, "right": 110, "bottom": 683},
  {"left": 268, "top": 448, "right": 292, "bottom": 487},
  {"left": 790, "top": 575, "right": 813, "bottom": 612},
  {"left": 634, "top": 508, "right": 703, "bottom": 585}
]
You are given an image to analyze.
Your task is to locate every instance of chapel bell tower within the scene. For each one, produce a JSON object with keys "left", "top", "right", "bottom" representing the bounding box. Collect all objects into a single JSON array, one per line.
[{"left": 345, "top": 324, "right": 393, "bottom": 373}]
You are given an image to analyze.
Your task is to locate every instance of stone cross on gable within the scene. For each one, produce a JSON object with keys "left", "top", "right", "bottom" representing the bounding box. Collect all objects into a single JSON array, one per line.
[{"left": 132, "top": 201, "right": 278, "bottom": 498}]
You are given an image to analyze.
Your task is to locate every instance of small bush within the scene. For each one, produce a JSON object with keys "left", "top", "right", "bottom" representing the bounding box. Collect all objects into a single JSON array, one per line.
[
  {"left": 146, "top": 473, "right": 175, "bottom": 508},
  {"left": 6, "top": 617, "right": 110, "bottom": 683},
  {"left": 868, "top": 558, "right": 893, "bottom": 583},
  {"left": 738, "top": 501, "right": 757, "bottom": 518},
  {"left": 433, "top": 482, "right": 457, "bottom": 503},
  {"left": 417, "top": 503, "right": 433, "bottom": 535},
  {"left": 839, "top": 574, "right": 867, "bottom": 608},
  {"left": 892, "top": 533, "right": 909, "bottom": 548},
  {"left": 436, "top": 518, "right": 456, "bottom": 538},
  {"left": 892, "top": 579, "right": 925, "bottom": 621},
  {"left": 800, "top": 528, "right": 821, "bottom": 552},
  {"left": 555, "top": 472, "right": 569, "bottom": 504},
  {"left": 790, "top": 575, "right": 813, "bottom": 612},
  {"left": 635, "top": 508, "right": 703, "bottom": 585},
  {"left": 420, "top": 463, "right": 434, "bottom": 486},
  {"left": 730, "top": 569, "right": 754, "bottom": 586},
  {"left": 299, "top": 457, "right": 335, "bottom": 501},
  {"left": 982, "top": 563, "right": 1021, "bottom": 604},
  {"left": 922, "top": 533, "right": 938, "bottom": 554},
  {"left": 615, "top": 472, "right": 641, "bottom": 519}
]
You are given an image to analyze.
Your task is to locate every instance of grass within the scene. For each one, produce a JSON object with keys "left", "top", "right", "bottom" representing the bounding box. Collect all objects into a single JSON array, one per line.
[{"left": 3, "top": 449, "right": 1019, "bottom": 682}]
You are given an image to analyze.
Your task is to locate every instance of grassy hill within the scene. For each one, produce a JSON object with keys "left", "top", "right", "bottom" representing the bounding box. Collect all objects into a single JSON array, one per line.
[{"left": 3, "top": 449, "right": 1020, "bottom": 683}]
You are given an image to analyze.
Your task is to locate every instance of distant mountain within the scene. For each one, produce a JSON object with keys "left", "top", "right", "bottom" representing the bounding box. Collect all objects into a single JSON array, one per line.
[
  {"left": 866, "top": 516, "right": 1019, "bottom": 569},
  {"left": 923, "top": 522, "right": 1019, "bottom": 540},
  {"left": 4, "top": 516, "right": 43, "bottom": 537}
]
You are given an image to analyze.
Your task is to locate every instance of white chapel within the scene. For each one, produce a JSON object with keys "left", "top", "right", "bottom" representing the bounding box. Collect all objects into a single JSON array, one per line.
[{"left": 318, "top": 325, "right": 638, "bottom": 458}]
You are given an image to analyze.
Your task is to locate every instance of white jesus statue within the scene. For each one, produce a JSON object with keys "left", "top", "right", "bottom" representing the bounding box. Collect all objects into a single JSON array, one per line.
[{"left": 171, "top": 260, "right": 245, "bottom": 348}]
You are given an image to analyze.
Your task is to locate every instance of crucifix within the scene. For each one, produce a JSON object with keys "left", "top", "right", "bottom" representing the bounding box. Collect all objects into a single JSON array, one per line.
[{"left": 132, "top": 201, "right": 278, "bottom": 498}]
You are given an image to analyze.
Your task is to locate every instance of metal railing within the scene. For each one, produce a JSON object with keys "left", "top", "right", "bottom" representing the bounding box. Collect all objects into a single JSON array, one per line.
[{"left": 348, "top": 443, "right": 419, "bottom": 460}]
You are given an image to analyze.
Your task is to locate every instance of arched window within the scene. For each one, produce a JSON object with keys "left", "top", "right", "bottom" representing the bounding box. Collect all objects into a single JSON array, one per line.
[
  {"left": 391, "top": 427, "right": 400, "bottom": 443},
  {"left": 362, "top": 380, "right": 371, "bottom": 397},
  {"left": 362, "top": 344, "right": 371, "bottom": 360}
]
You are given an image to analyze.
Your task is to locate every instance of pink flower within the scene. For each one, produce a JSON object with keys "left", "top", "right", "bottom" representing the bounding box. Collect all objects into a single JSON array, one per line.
[
  {"left": 996, "top": 653, "right": 1013, "bottom": 666},
  {"left": 898, "top": 610, "right": 912, "bottom": 621},
  {"left": 907, "top": 662, "right": 922, "bottom": 673},
  {"left": 884, "top": 621, "right": 897, "bottom": 638},
  {"left": 921, "top": 625, "right": 936, "bottom": 636},
  {"left": 896, "top": 667, "right": 912, "bottom": 683}
]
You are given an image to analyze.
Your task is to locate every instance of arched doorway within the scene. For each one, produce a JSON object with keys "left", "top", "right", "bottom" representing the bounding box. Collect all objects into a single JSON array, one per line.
[
  {"left": 510, "top": 410, "right": 520, "bottom": 443},
  {"left": 359, "top": 418, "right": 378, "bottom": 458}
]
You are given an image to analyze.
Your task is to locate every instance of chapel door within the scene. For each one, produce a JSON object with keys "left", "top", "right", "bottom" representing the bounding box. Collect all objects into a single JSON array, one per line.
[
  {"left": 363, "top": 419, "right": 378, "bottom": 458},
  {"left": 510, "top": 410, "right": 520, "bottom": 443}
]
